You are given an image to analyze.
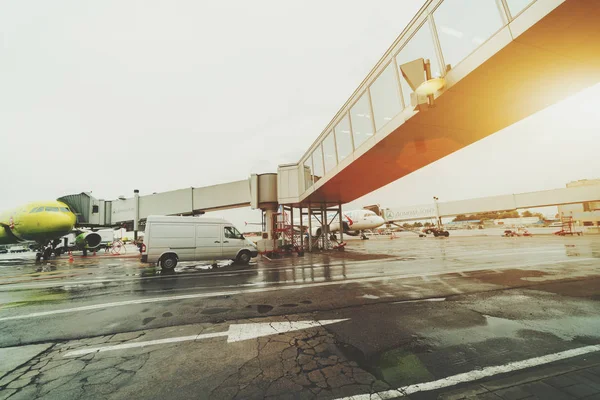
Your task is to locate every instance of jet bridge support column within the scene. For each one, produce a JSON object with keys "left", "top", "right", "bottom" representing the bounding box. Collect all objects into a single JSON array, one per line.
[
  {"left": 307, "top": 205, "right": 313, "bottom": 252},
  {"left": 338, "top": 203, "right": 344, "bottom": 244},
  {"left": 264, "top": 206, "right": 277, "bottom": 240},
  {"left": 133, "top": 189, "right": 140, "bottom": 240},
  {"left": 290, "top": 207, "right": 294, "bottom": 248},
  {"left": 299, "top": 206, "right": 304, "bottom": 249},
  {"left": 323, "top": 206, "right": 328, "bottom": 250}
]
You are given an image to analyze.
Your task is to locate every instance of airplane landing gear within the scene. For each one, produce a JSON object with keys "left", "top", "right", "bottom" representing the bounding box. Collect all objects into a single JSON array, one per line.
[
  {"left": 360, "top": 231, "right": 369, "bottom": 240},
  {"left": 34, "top": 242, "right": 57, "bottom": 263}
]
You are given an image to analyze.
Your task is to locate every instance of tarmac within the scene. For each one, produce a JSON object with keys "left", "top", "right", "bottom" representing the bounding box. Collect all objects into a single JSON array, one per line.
[{"left": 0, "top": 233, "right": 599, "bottom": 399}]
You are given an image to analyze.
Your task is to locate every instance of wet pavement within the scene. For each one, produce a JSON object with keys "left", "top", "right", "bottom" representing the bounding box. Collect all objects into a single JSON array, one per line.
[{"left": 0, "top": 235, "right": 599, "bottom": 399}]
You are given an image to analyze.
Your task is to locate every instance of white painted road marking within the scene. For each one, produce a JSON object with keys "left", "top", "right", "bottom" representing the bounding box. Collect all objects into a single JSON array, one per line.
[
  {"left": 334, "top": 344, "right": 600, "bottom": 400},
  {"left": 1, "top": 257, "right": 597, "bottom": 322},
  {"left": 63, "top": 319, "right": 347, "bottom": 357},
  {"left": 64, "top": 333, "right": 223, "bottom": 357},
  {"left": 393, "top": 297, "right": 446, "bottom": 304}
]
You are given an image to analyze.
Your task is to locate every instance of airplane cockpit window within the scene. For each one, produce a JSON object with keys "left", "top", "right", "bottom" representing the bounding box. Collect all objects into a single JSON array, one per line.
[
  {"left": 59, "top": 207, "right": 70, "bottom": 213},
  {"left": 44, "top": 207, "right": 60, "bottom": 212},
  {"left": 29, "top": 208, "right": 38, "bottom": 213},
  {"left": 32, "top": 207, "right": 45, "bottom": 213}
]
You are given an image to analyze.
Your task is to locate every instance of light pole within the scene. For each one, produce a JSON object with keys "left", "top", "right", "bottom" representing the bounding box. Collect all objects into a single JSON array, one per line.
[{"left": 433, "top": 196, "right": 441, "bottom": 229}]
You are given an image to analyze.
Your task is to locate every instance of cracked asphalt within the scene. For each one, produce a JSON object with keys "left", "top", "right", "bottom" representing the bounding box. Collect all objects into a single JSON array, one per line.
[{"left": 1, "top": 234, "right": 599, "bottom": 399}]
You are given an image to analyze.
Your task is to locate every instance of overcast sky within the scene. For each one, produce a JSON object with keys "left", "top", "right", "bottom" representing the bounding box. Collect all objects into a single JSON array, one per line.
[{"left": 1, "top": 1, "right": 599, "bottom": 230}]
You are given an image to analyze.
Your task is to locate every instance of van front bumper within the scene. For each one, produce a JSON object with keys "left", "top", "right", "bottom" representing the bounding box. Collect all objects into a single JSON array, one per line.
[
  {"left": 141, "top": 255, "right": 148, "bottom": 263},
  {"left": 250, "top": 250, "right": 258, "bottom": 258}
]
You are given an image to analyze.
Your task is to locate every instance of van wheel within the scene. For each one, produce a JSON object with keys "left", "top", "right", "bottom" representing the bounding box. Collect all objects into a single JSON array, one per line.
[
  {"left": 160, "top": 255, "right": 178, "bottom": 270},
  {"left": 236, "top": 250, "right": 251, "bottom": 265}
]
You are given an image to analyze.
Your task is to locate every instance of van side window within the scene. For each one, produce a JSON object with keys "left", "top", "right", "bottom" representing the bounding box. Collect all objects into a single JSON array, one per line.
[
  {"left": 224, "top": 227, "right": 236, "bottom": 239},
  {"left": 224, "top": 227, "right": 243, "bottom": 239}
]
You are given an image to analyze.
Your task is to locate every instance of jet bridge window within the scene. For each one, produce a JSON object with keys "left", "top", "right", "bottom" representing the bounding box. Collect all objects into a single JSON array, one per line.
[
  {"left": 395, "top": 21, "right": 440, "bottom": 108},
  {"left": 433, "top": 0, "right": 503, "bottom": 70},
  {"left": 45, "top": 207, "right": 60, "bottom": 212}
]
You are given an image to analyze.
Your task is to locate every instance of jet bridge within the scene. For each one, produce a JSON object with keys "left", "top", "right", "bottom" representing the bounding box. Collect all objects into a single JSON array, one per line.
[
  {"left": 382, "top": 183, "right": 600, "bottom": 224},
  {"left": 275, "top": 0, "right": 600, "bottom": 207},
  {"left": 59, "top": 174, "right": 278, "bottom": 238}
]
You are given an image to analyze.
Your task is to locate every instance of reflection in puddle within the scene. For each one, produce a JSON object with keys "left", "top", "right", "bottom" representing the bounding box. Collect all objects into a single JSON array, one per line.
[
  {"left": 139, "top": 260, "right": 238, "bottom": 277},
  {"left": 375, "top": 348, "right": 433, "bottom": 384},
  {"left": 425, "top": 314, "right": 600, "bottom": 346}
]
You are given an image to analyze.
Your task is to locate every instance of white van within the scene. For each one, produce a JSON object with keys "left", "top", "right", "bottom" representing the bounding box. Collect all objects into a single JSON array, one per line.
[{"left": 141, "top": 215, "right": 258, "bottom": 270}]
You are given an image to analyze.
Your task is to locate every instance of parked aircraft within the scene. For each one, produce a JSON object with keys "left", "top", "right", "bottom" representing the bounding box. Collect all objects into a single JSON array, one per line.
[
  {"left": 0, "top": 200, "right": 102, "bottom": 261},
  {"left": 295, "top": 209, "right": 385, "bottom": 240}
]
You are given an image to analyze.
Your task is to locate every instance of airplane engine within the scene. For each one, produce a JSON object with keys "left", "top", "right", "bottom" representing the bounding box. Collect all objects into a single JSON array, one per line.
[{"left": 75, "top": 232, "right": 102, "bottom": 249}]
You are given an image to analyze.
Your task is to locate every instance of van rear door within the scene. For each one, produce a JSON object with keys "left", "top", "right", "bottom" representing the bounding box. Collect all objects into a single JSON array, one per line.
[{"left": 195, "top": 224, "right": 222, "bottom": 260}]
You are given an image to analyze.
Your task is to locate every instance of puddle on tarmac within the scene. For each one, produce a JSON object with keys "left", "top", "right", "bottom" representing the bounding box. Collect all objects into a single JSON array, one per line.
[
  {"left": 337, "top": 336, "right": 434, "bottom": 386},
  {"left": 341, "top": 312, "right": 600, "bottom": 388},
  {"left": 375, "top": 348, "right": 434, "bottom": 384},
  {"left": 424, "top": 314, "right": 600, "bottom": 346},
  {"left": 256, "top": 305, "right": 273, "bottom": 314}
]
